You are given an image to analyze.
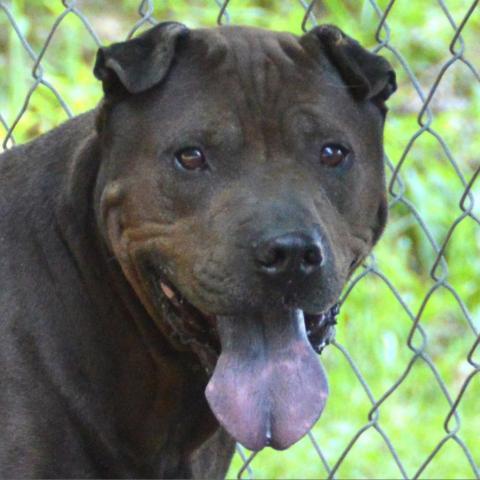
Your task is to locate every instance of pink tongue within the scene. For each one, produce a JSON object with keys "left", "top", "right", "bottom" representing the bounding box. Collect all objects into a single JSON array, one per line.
[{"left": 205, "top": 308, "right": 328, "bottom": 451}]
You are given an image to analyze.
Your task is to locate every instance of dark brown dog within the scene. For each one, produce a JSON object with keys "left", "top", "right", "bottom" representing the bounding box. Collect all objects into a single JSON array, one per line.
[{"left": 0, "top": 22, "right": 395, "bottom": 478}]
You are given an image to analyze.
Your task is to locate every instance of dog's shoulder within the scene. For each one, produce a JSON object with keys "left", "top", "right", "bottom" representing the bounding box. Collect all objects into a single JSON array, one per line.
[
  {"left": 0, "top": 110, "right": 96, "bottom": 226},
  {"left": 0, "top": 110, "right": 97, "bottom": 326},
  {"left": 0, "top": 110, "right": 96, "bottom": 195}
]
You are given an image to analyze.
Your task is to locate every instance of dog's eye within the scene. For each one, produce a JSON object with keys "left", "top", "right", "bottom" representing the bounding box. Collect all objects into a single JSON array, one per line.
[
  {"left": 174, "top": 147, "right": 207, "bottom": 171},
  {"left": 320, "top": 144, "right": 350, "bottom": 167}
]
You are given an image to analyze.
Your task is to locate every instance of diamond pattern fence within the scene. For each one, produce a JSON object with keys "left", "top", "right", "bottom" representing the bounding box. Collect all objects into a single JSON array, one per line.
[{"left": 0, "top": 1, "right": 479, "bottom": 478}]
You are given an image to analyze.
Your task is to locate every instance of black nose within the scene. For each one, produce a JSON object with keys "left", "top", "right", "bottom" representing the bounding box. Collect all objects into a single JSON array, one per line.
[{"left": 254, "top": 232, "right": 324, "bottom": 277}]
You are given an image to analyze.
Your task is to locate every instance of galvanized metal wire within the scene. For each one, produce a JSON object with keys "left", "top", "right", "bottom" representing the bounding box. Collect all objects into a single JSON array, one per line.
[{"left": 0, "top": 1, "right": 478, "bottom": 478}]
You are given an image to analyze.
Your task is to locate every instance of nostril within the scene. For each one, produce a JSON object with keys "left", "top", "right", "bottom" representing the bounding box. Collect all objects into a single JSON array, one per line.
[
  {"left": 270, "top": 247, "right": 287, "bottom": 268},
  {"left": 258, "top": 246, "right": 287, "bottom": 269},
  {"left": 304, "top": 245, "right": 323, "bottom": 267}
]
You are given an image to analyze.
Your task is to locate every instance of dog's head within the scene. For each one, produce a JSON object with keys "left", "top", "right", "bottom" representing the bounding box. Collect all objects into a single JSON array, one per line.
[{"left": 93, "top": 23, "right": 396, "bottom": 451}]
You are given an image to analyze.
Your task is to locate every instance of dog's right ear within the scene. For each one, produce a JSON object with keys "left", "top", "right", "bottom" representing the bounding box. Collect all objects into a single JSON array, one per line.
[
  {"left": 94, "top": 22, "right": 189, "bottom": 96},
  {"left": 301, "top": 25, "right": 396, "bottom": 111}
]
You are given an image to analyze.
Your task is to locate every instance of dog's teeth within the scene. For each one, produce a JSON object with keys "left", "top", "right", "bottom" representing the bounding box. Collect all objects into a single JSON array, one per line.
[{"left": 160, "top": 282, "right": 175, "bottom": 299}]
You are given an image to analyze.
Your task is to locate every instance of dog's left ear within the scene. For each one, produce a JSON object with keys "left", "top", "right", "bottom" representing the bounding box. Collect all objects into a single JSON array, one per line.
[
  {"left": 302, "top": 25, "right": 396, "bottom": 109},
  {"left": 94, "top": 22, "right": 189, "bottom": 95}
]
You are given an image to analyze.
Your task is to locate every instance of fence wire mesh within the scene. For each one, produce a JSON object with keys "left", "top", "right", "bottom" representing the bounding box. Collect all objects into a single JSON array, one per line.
[{"left": 0, "top": 1, "right": 479, "bottom": 478}]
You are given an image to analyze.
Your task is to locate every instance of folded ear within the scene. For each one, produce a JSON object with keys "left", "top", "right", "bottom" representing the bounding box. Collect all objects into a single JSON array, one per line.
[
  {"left": 94, "top": 22, "right": 189, "bottom": 95},
  {"left": 302, "top": 25, "right": 396, "bottom": 108}
]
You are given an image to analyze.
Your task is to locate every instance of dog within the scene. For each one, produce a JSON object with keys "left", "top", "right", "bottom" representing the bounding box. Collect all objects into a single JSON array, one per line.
[{"left": 0, "top": 22, "right": 396, "bottom": 478}]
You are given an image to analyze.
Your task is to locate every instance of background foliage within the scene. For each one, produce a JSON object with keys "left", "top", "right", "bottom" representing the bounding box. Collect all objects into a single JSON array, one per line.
[{"left": 1, "top": 1, "right": 479, "bottom": 478}]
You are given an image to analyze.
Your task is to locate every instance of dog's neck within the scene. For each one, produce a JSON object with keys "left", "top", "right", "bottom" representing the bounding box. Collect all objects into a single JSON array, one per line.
[{"left": 53, "top": 119, "right": 219, "bottom": 475}]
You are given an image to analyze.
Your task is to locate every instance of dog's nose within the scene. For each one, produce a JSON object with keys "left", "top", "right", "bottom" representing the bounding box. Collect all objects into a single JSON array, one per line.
[{"left": 254, "top": 232, "right": 323, "bottom": 277}]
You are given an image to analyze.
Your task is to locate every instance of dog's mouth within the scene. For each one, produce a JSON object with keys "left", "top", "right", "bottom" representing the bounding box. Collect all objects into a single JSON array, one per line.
[{"left": 157, "top": 277, "right": 339, "bottom": 452}]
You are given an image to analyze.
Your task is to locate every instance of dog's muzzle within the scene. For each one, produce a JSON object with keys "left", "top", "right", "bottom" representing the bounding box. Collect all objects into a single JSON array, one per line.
[{"left": 158, "top": 274, "right": 340, "bottom": 451}]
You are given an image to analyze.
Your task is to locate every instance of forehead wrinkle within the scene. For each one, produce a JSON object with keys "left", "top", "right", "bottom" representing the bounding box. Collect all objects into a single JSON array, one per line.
[
  {"left": 227, "top": 33, "right": 262, "bottom": 116},
  {"left": 277, "top": 33, "right": 313, "bottom": 66},
  {"left": 216, "top": 33, "right": 266, "bottom": 162},
  {"left": 227, "top": 30, "right": 303, "bottom": 113},
  {"left": 222, "top": 30, "right": 304, "bottom": 160},
  {"left": 190, "top": 28, "right": 229, "bottom": 69},
  {"left": 194, "top": 27, "right": 319, "bottom": 166}
]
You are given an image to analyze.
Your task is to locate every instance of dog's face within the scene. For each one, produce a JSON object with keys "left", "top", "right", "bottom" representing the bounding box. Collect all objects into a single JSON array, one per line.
[{"left": 94, "top": 23, "right": 395, "bottom": 452}]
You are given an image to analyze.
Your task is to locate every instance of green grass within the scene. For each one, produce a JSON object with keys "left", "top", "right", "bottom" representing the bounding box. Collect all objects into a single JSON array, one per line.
[{"left": 1, "top": 1, "right": 479, "bottom": 478}]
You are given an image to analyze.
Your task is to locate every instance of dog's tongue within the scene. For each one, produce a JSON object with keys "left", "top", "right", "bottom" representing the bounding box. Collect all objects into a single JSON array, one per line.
[{"left": 205, "top": 308, "right": 328, "bottom": 451}]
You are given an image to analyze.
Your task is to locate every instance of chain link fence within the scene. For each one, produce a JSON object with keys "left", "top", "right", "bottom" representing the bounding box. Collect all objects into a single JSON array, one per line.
[{"left": 1, "top": 1, "right": 479, "bottom": 478}]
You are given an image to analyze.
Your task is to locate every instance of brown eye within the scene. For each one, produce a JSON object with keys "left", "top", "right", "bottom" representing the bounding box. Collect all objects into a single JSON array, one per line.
[
  {"left": 320, "top": 144, "right": 350, "bottom": 167},
  {"left": 174, "top": 147, "right": 207, "bottom": 171}
]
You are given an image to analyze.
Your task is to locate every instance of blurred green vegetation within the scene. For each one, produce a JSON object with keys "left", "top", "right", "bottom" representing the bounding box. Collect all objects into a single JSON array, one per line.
[{"left": 1, "top": 1, "right": 479, "bottom": 479}]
